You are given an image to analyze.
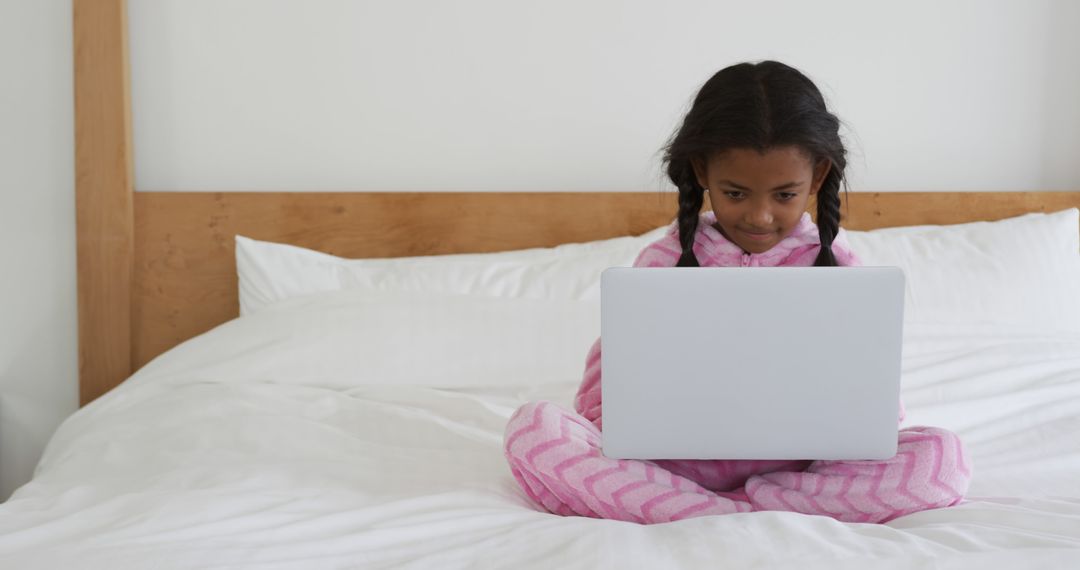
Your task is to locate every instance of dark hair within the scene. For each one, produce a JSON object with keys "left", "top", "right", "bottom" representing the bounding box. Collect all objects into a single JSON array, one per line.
[{"left": 663, "top": 61, "right": 848, "bottom": 267}]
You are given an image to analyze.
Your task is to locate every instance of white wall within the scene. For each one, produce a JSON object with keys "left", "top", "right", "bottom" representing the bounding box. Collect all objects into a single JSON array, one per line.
[
  {"left": 0, "top": 0, "right": 77, "bottom": 501},
  {"left": 128, "top": 0, "right": 1080, "bottom": 193},
  {"left": 0, "top": 0, "right": 1078, "bottom": 501}
]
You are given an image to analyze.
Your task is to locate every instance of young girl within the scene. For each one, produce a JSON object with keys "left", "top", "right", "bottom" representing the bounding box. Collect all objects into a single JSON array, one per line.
[{"left": 502, "top": 61, "right": 971, "bottom": 525}]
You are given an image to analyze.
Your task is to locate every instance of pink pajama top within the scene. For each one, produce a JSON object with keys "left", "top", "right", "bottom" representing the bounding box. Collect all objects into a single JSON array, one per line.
[{"left": 573, "top": 210, "right": 907, "bottom": 428}]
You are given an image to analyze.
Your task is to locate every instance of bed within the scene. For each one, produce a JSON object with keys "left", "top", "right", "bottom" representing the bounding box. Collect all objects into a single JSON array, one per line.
[{"left": 1, "top": 1, "right": 1079, "bottom": 568}]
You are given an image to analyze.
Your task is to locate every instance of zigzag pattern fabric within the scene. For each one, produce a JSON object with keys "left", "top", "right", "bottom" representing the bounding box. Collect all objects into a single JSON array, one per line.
[
  {"left": 504, "top": 400, "right": 970, "bottom": 524},
  {"left": 503, "top": 212, "right": 972, "bottom": 524}
]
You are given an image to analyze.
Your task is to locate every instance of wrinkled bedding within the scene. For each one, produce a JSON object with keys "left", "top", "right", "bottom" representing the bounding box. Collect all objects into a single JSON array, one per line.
[{"left": 1, "top": 294, "right": 1078, "bottom": 569}]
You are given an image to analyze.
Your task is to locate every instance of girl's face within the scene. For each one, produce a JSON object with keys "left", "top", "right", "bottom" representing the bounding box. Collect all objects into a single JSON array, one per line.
[{"left": 692, "top": 146, "right": 831, "bottom": 254}]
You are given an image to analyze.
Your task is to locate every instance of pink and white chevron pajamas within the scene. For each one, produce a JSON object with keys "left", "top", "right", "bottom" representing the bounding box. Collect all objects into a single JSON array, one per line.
[{"left": 503, "top": 212, "right": 972, "bottom": 524}]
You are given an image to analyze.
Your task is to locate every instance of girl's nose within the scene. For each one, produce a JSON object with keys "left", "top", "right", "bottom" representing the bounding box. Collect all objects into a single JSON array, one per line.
[{"left": 747, "top": 207, "right": 773, "bottom": 226}]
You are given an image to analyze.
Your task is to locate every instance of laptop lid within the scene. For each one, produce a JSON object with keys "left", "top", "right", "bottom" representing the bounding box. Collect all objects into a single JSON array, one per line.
[{"left": 600, "top": 266, "right": 904, "bottom": 461}]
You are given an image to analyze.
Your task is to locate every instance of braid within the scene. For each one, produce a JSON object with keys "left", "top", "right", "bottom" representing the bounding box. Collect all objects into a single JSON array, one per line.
[
  {"left": 674, "top": 163, "right": 703, "bottom": 267},
  {"left": 813, "top": 170, "right": 842, "bottom": 267}
]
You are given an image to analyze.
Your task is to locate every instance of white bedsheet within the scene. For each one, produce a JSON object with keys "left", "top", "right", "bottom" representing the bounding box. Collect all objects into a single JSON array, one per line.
[{"left": 1, "top": 313, "right": 1079, "bottom": 568}]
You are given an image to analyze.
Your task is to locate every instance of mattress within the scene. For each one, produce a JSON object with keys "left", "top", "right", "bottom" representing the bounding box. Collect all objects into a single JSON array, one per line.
[{"left": 1, "top": 290, "right": 1078, "bottom": 569}]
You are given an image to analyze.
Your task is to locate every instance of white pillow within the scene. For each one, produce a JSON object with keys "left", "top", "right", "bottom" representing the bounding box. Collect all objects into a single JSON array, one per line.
[
  {"left": 131, "top": 289, "right": 601, "bottom": 389},
  {"left": 236, "top": 224, "right": 670, "bottom": 315},
  {"left": 846, "top": 208, "right": 1080, "bottom": 333},
  {"left": 236, "top": 208, "right": 1080, "bottom": 334}
]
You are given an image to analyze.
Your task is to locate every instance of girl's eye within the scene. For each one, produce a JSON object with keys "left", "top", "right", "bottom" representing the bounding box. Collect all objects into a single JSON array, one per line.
[{"left": 724, "top": 191, "right": 796, "bottom": 201}]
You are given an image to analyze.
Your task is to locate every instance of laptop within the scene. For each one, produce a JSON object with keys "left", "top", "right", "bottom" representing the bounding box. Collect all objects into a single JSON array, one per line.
[{"left": 599, "top": 266, "right": 905, "bottom": 461}]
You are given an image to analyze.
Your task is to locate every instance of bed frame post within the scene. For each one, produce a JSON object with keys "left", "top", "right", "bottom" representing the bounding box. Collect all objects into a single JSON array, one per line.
[{"left": 73, "top": 0, "right": 134, "bottom": 406}]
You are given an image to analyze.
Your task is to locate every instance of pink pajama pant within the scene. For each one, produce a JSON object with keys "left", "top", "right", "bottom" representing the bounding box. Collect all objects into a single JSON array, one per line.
[{"left": 503, "top": 400, "right": 972, "bottom": 524}]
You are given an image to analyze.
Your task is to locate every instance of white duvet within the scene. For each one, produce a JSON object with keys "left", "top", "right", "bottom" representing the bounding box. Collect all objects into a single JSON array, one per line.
[{"left": 1, "top": 290, "right": 1079, "bottom": 569}]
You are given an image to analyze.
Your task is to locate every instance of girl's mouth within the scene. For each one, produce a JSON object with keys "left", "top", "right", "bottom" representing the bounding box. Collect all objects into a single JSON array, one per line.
[{"left": 740, "top": 229, "right": 774, "bottom": 242}]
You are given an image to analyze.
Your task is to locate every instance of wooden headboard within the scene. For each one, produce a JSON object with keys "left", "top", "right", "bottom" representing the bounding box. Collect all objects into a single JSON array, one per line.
[{"left": 73, "top": 0, "right": 1080, "bottom": 406}]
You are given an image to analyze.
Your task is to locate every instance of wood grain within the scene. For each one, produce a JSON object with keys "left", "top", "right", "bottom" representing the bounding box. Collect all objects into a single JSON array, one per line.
[
  {"left": 131, "top": 190, "right": 1080, "bottom": 376},
  {"left": 74, "top": 0, "right": 135, "bottom": 406},
  {"left": 810, "top": 190, "right": 1080, "bottom": 230}
]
